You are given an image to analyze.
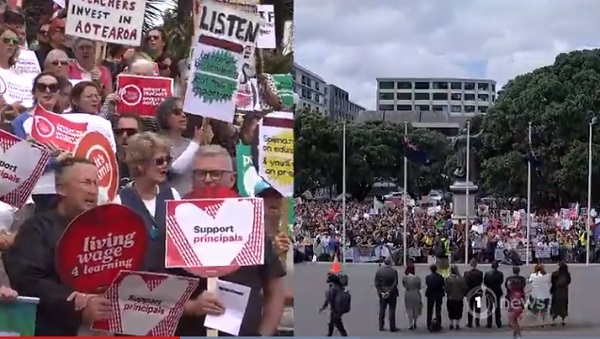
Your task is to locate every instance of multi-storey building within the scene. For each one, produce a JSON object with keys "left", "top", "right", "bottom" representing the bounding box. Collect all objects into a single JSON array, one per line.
[
  {"left": 327, "top": 84, "right": 365, "bottom": 122},
  {"left": 376, "top": 77, "right": 496, "bottom": 116},
  {"left": 292, "top": 62, "right": 328, "bottom": 114}
]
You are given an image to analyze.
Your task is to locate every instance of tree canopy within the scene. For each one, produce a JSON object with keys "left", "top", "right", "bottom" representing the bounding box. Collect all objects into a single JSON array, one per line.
[
  {"left": 481, "top": 49, "right": 600, "bottom": 207},
  {"left": 294, "top": 108, "right": 452, "bottom": 200}
]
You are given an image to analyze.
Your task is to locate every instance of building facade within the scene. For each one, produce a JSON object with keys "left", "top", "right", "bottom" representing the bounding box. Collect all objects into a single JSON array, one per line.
[
  {"left": 293, "top": 62, "right": 328, "bottom": 114},
  {"left": 376, "top": 77, "right": 496, "bottom": 116},
  {"left": 327, "top": 84, "right": 365, "bottom": 122}
]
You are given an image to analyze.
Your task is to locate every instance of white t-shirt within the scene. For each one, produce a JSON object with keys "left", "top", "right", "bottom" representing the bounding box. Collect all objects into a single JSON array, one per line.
[
  {"left": 529, "top": 272, "right": 551, "bottom": 300},
  {"left": 112, "top": 187, "right": 181, "bottom": 215}
]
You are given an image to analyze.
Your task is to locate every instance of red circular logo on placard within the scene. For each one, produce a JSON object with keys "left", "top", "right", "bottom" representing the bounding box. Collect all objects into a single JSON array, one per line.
[
  {"left": 119, "top": 84, "right": 142, "bottom": 106},
  {"left": 34, "top": 115, "right": 55, "bottom": 138},
  {"left": 55, "top": 204, "right": 148, "bottom": 293},
  {"left": 74, "top": 131, "right": 119, "bottom": 202},
  {"left": 174, "top": 186, "right": 242, "bottom": 277}
]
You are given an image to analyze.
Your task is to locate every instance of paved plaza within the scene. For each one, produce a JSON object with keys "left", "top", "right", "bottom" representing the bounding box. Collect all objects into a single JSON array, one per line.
[{"left": 294, "top": 263, "right": 600, "bottom": 337}]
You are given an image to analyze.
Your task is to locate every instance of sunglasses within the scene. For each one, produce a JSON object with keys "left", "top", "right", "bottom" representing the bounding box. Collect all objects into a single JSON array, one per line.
[
  {"left": 2, "top": 37, "right": 18, "bottom": 45},
  {"left": 172, "top": 108, "right": 185, "bottom": 116},
  {"left": 35, "top": 82, "right": 59, "bottom": 93},
  {"left": 193, "top": 169, "right": 231, "bottom": 181},
  {"left": 51, "top": 60, "right": 69, "bottom": 66},
  {"left": 146, "top": 35, "right": 160, "bottom": 41},
  {"left": 114, "top": 128, "right": 138, "bottom": 137},
  {"left": 152, "top": 156, "right": 172, "bottom": 166}
]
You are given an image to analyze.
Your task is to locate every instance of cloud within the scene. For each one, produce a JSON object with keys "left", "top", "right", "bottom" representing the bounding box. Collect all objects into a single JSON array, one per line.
[{"left": 295, "top": 0, "right": 600, "bottom": 109}]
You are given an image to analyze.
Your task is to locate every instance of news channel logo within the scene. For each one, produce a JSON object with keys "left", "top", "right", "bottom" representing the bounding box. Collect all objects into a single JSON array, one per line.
[{"left": 465, "top": 286, "right": 531, "bottom": 319}]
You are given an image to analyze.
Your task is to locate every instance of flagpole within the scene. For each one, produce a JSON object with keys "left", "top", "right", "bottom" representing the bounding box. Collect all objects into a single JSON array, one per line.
[
  {"left": 587, "top": 117, "right": 596, "bottom": 266},
  {"left": 526, "top": 122, "right": 532, "bottom": 266},
  {"left": 403, "top": 121, "right": 408, "bottom": 267},
  {"left": 342, "top": 122, "right": 347, "bottom": 264},
  {"left": 465, "top": 120, "right": 470, "bottom": 264}
]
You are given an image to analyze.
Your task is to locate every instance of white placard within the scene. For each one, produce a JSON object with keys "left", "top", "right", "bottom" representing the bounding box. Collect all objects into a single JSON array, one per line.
[
  {"left": 257, "top": 5, "right": 275, "bottom": 49},
  {"left": 15, "top": 49, "right": 41, "bottom": 76},
  {"left": 0, "top": 68, "right": 34, "bottom": 107},
  {"left": 65, "top": 0, "right": 147, "bottom": 46}
]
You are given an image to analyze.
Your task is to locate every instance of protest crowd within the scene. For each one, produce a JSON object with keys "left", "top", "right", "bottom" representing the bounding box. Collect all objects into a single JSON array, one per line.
[
  {"left": 0, "top": 0, "right": 296, "bottom": 336},
  {"left": 294, "top": 199, "right": 598, "bottom": 265}
]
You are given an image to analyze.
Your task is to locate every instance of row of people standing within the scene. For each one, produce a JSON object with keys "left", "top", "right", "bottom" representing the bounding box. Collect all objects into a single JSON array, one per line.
[{"left": 374, "top": 260, "right": 571, "bottom": 333}]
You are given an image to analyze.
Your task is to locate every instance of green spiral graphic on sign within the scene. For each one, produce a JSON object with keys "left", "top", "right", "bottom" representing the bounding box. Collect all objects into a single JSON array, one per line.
[{"left": 192, "top": 49, "right": 239, "bottom": 104}]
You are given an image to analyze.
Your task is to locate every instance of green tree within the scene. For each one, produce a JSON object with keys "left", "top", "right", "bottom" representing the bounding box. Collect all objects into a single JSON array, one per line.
[{"left": 480, "top": 49, "right": 600, "bottom": 206}]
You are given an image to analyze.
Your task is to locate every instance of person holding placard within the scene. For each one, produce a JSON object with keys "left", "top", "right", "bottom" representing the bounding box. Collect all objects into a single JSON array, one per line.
[
  {"left": 3, "top": 157, "right": 112, "bottom": 335},
  {"left": 174, "top": 144, "right": 286, "bottom": 336},
  {"left": 68, "top": 38, "right": 113, "bottom": 97},
  {"left": 43, "top": 49, "right": 70, "bottom": 79}
]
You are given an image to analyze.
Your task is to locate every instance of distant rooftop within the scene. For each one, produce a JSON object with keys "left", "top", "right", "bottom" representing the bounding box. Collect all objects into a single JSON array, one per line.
[{"left": 357, "top": 110, "right": 479, "bottom": 128}]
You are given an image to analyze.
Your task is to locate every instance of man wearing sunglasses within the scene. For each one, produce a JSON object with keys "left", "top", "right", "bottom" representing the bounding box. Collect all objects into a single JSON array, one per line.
[
  {"left": 35, "top": 14, "right": 74, "bottom": 67},
  {"left": 114, "top": 114, "right": 141, "bottom": 188}
]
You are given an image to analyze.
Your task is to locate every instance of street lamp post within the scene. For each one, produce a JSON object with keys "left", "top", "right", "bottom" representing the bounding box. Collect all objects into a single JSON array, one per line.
[{"left": 586, "top": 117, "right": 596, "bottom": 266}]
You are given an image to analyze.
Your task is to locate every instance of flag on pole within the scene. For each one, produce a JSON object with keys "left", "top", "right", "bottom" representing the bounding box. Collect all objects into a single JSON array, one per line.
[
  {"left": 0, "top": 297, "right": 38, "bottom": 336},
  {"left": 403, "top": 137, "right": 430, "bottom": 165}
]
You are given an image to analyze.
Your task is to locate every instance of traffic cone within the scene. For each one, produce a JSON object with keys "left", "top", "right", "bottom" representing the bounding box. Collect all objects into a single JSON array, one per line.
[{"left": 330, "top": 255, "right": 341, "bottom": 273}]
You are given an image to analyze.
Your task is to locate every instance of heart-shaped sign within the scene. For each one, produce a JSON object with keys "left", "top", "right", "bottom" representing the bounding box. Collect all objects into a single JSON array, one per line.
[
  {"left": 56, "top": 204, "right": 148, "bottom": 293},
  {"left": 118, "top": 274, "right": 190, "bottom": 335},
  {"left": 165, "top": 197, "right": 265, "bottom": 277},
  {"left": 0, "top": 133, "right": 50, "bottom": 207},
  {"left": 91, "top": 271, "right": 198, "bottom": 336}
]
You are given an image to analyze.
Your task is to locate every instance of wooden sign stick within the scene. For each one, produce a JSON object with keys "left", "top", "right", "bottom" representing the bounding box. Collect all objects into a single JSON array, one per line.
[{"left": 279, "top": 199, "right": 289, "bottom": 270}]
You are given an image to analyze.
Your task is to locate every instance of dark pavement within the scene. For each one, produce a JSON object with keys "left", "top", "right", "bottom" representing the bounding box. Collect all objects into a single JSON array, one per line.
[{"left": 294, "top": 263, "right": 600, "bottom": 336}]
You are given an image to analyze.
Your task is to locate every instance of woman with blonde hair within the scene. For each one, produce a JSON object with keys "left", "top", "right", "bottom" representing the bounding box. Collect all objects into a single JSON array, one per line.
[{"left": 528, "top": 263, "right": 551, "bottom": 326}]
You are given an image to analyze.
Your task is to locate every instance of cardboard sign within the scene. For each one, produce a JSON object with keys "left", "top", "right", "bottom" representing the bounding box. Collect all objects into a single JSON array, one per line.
[
  {"left": 116, "top": 75, "right": 173, "bottom": 117},
  {"left": 65, "top": 0, "right": 146, "bottom": 46},
  {"left": 73, "top": 131, "right": 119, "bottom": 202},
  {"left": 165, "top": 196, "right": 265, "bottom": 277},
  {"left": 15, "top": 49, "right": 41, "bottom": 76},
  {"left": 258, "top": 111, "right": 294, "bottom": 197},
  {"left": 183, "top": 0, "right": 261, "bottom": 122},
  {"left": 257, "top": 5, "right": 275, "bottom": 49},
  {"left": 91, "top": 271, "right": 198, "bottom": 336},
  {"left": 0, "top": 68, "right": 34, "bottom": 106},
  {"left": 31, "top": 106, "right": 88, "bottom": 152},
  {"left": 56, "top": 204, "right": 148, "bottom": 293},
  {"left": 235, "top": 77, "right": 262, "bottom": 112},
  {"left": 0, "top": 130, "right": 50, "bottom": 207}
]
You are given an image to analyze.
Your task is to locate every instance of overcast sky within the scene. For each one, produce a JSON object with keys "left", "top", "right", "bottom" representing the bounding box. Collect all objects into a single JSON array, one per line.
[{"left": 295, "top": 0, "right": 599, "bottom": 110}]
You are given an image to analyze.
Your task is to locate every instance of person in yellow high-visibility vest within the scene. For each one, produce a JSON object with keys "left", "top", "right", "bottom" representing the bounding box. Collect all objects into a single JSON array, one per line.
[{"left": 435, "top": 234, "right": 450, "bottom": 277}]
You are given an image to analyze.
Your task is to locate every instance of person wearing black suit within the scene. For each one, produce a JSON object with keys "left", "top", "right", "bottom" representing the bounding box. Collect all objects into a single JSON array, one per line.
[
  {"left": 425, "top": 264, "right": 445, "bottom": 331},
  {"left": 484, "top": 261, "right": 504, "bottom": 328},
  {"left": 463, "top": 259, "right": 484, "bottom": 328},
  {"left": 374, "top": 258, "right": 399, "bottom": 332}
]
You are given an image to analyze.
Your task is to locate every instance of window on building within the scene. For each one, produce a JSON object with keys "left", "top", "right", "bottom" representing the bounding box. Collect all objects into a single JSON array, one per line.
[
  {"left": 464, "top": 105, "right": 475, "bottom": 113},
  {"left": 315, "top": 107, "right": 320, "bottom": 113},
  {"left": 301, "top": 88, "right": 308, "bottom": 98},
  {"left": 301, "top": 75, "right": 306, "bottom": 85},
  {"left": 492, "top": 95, "right": 496, "bottom": 102},
  {"left": 432, "top": 105, "right": 445, "bottom": 112},
  {"left": 306, "top": 78, "right": 312, "bottom": 88},
  {"left": 450, "top": 93, "right": 461, "bottom": 101},
  {"left": 433, "top": 82, "right": 448, "bottom": 90},
  {"left": 432, "top": 92, "right": 448, "bottom": 100},
  {"left": 478, "top": 106, "right": 489, "bottom": 113},
  {"left": 450, "top": 82, "right": 462, "bottom": 90},
  {"left": 478, "top": 83, "right": 489, "bottom": 91},
  {"left": 464, "top": 93, "right": 475, "bottom": 101},
  {"left": 450, "top": 105, "right": 462, "bottom": 113},
  {"left": 464, "top": 82, "right": 475, "bottom": 90},
  {"left": 397, "top": 81, "right": 412, "bottom": 89},
  {"left": 415, "top": 82, "right": 430, "bottom": 90},
  {"left": 492, "top": 84, "right": 496, "bottom": 92},
  {"left": 315, "top": 82, "right": 320, "bottom": 91},
  {"left": 344, "top": 93, "right": 348, "bottom": 101},
  {"left": 478, "top": 94, "right": 489, "bottom": 101},
  {"left": 397, "top": 105, "right": 412, "bottom": 111},
  {"left": 379, "top": 92, "right": 394, "bottom": 100},
  {"left": 416, "top": 105, "right": 430, "bottom": 111},
  {"left": 397, "top": 92, "right": 412, "bottom": 100},
  {"left": 379, "top": 104, "right": 394, "bottom": 111},
  {"left": 324, "top": 86, "right": 328, "bottom": 95},
  {"left": 292, "top": 72, "right": 295, "bottom": 80},
  {"left": 379, "top": 81, "right": 394, "bottom": 90},
  {"left": 414, "top": 92, "right": 429, "bottom": 100}
]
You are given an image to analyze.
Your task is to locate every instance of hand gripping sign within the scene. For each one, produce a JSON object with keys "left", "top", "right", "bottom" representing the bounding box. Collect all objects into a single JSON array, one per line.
[
  {"left": 0, "top": 130, "right": 50, "bottom": 207},
  {"left": 73, "top": 131, "right": 119, "bottom": 202},
  {"left": 91, "top": 271, "right": 198, "bottom": 336},
  {"left": 31, "top": 106, "right": 88, "bottom": 152},
  {"left": 116, "top": 74, "right": 173, "bottom": 117},
  {"left": 56, "top": 204, "right": 148, "bottom": 293}
]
